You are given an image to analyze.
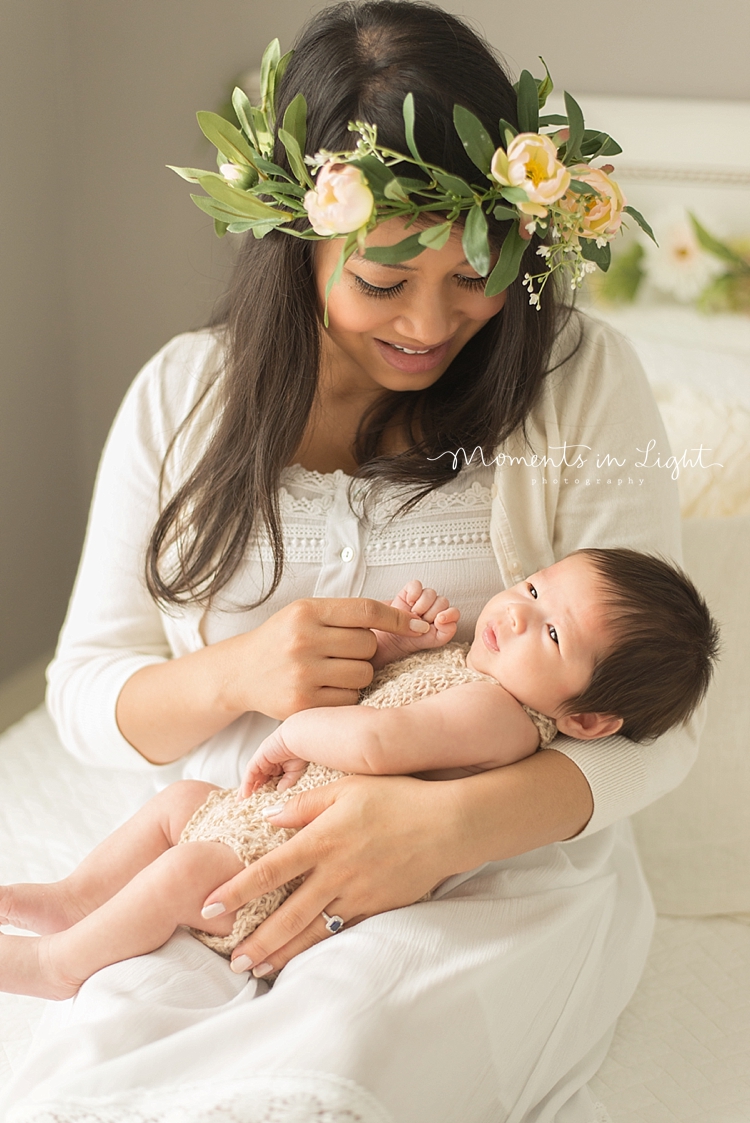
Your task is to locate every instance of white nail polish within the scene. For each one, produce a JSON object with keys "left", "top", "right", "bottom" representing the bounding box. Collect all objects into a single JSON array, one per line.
[
  {"left": 252, "top": 962, "right": 274, "bottom": 978},
  {"left": 231, "top": 954, "right": 252, "bottom": 973},
  {"left": 409, "top": 619, "right": 430, "bottom": 633},
  {"left": 201, "top": 902, "right": 226, "bottom": 919},
  {"left": 262, "top": 804, "right": 285, "bottom": 818}
]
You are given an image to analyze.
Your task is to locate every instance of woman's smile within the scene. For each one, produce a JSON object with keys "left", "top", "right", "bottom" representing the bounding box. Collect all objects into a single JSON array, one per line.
[{"left": 373, "top": 335, "right": 454, "bottom": 373}]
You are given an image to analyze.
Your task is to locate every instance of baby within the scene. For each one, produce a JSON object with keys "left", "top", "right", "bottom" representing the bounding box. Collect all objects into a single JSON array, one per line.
[{"left": 0, "top": 548, "right": 718, "bottom": 999}]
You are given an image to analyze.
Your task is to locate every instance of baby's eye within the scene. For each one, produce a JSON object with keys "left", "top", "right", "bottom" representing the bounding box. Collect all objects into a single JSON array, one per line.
[
  {"left": 548, "top": 625, "right": 559, "bottom": 645},
  {"left": 527, "top": 583, "right": 538, "bottom": 599}
]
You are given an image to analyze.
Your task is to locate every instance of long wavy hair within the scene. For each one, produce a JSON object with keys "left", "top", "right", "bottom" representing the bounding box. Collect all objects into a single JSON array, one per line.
[{"left": 147, "top": 0, "right": 572, "bottom": 608}]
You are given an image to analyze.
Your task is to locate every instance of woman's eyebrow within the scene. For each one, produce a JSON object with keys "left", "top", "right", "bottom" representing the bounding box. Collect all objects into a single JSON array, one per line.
[{"left": 351, "top": 255, "right": 471, "bottom": 272}]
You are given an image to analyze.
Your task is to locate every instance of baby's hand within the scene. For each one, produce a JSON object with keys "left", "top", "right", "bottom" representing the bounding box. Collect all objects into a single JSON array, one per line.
[
  {"left": 371, "top": 580, "right": 460, "bottom": 669},
  {"left": 242, "top": 727, "right": 309, "bottom": 797}
]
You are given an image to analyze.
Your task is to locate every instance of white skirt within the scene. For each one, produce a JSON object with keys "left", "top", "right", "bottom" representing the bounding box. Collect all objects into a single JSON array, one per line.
[{"left": 0, "top": 820, "right": 653, "bottom": 1123}]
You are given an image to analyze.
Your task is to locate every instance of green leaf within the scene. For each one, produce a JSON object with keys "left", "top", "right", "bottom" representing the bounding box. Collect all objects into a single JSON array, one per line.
[
  {"left": 516, "top": 69, "right": 539, "bottom": 134},
  {"left": 324, "top": 231, "right": 358, "bottom": 326},
  {"left": 580, "top": 238, "right": 611, "bottom": 271},
  {"left": 580, "top": 130, "right": 622, "bottom": 158},
  {"left": 232, "top": 87, "right": 256, "bottom": 144},
  {"left": 250, "top": 106, "right": 273, "bottom": 156},
  {"left": 462, "top": 205, "right": 491, "bottom": 276},
  {"left": 196, "top": 173, "right": 289, "bottom": 220},
  {"left": 282, "top": 94, "right": 307, "bottom": 154},
  {"left": 500, "top": 185, "right": 529, "bottom": 204},
  {"left": 270, "top": 50, "right": 294, "bottom": 120},
  {"left": 453, "top": 105, "right": 496, "bottom": 174},
  {"left": 499, "top": 118, "right": 518, "bottom": 142},
  {"left": 403, "top": 93, "right": 422, "bottom": 162},
  {"left": 278, "top": 127, "right": 313, "bottom": 188},
  {"left": 418, "top": 222, "right": 453, "bottom": 250},
  {"left": 492, "top": 204, "right": 518, "bottom": 222},
  {"left": 259, "top": 38, "right": 281, "bottom": 110},
  {"left": 168, "top": 165, "right": 211, "bottom": 183},
  {"left": 214, "top": 218, "right": 229, "bottom": 238},
  {"left": 485, "top": 223, "right": 527, "bottom": 296},
  {"left": 191, "top": 194, "right": 251, "bottom": 223},
  {"left": 563, "top": 92, "right": 585, "bottom": 161},
  {"left": 384, "top": 178, "right": 411, "bottom": 203},
  {"left": 394, "top": 176, "right": 431, "bottom": 194},
  {"left": 625, "top": 205, "right": 658, "bottom": 245},
  {"left": 568, "top": 179, "right": 599, "bottom": 196},
  {"left": 363, "top": 233, "right": 427, "bottom": 264},
  {"left": 536, "top": 58, "right": 554, "bottom": 108},
  {"left": 196, "top": 111, "right": 258, "bottom": 166},
  {"left": 433, "top": 172, "right": 474, "bottom": 199},
  {"left": 597, "top": 241, "right": 644, "bottom": 303},
  {"left": 350, "top": 155, "right": 395, "bottom": 196},
  {"left": 538, "top": 114, "right": 568, "bottom": 126},
  {"left": 688, "top": 213, "right": 747, "bottom": 266},
  {"left": 253, "top": 154, "right": 293, "bottom": 180}
]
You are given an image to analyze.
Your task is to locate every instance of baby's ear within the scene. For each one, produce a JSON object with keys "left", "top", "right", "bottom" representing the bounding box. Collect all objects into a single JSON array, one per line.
[{"left": 556, "top": 711, "right": 623, "bottom": 740}]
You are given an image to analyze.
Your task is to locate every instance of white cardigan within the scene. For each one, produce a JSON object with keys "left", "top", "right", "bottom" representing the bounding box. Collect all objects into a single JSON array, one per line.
[{"left": 47, "top": 313, "right": 698, "bottom": 837}]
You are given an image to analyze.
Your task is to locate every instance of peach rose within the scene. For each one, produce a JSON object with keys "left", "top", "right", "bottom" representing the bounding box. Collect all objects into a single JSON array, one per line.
[
  {"left": 303, "top": 162, "right": 374, "bottom": 236},
  {"left": 490, "top": 133, "right": 571, "bottom": 217},
  {"left": 563, "top": 165, "right": 626, "bottom": 242}
]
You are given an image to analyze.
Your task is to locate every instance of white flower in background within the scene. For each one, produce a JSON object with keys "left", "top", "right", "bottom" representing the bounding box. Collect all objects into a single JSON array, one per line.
[
  {"left": 642, "top": 209, "right": 724, "bottom": 303},
  {"left": 303, "top": 162, "right": 375, "bottom": 235}
]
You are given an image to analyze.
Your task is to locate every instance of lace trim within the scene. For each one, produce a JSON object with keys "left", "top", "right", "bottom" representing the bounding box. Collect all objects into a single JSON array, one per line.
[
  {"left": 7, "top": 1072, "right": 395, "bottom": 1123},
  {"left": 365, "top": 518, "right": 492, "bottom": 565}
]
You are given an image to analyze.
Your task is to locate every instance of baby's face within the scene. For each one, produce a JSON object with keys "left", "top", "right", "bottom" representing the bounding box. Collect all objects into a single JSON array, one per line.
[{"left": 466, "top": 554, "right": 615, "bottom": 720}]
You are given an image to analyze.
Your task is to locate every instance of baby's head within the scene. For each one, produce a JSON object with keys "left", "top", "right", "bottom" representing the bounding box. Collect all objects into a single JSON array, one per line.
[{"left": 467, "top": 548, "right": 719, "bottom": 742}]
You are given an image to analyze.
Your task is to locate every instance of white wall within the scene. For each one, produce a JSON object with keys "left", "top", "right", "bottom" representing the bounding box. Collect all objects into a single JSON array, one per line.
[{"left": 2, "top": 0, "right": 749, "bottom": 684}]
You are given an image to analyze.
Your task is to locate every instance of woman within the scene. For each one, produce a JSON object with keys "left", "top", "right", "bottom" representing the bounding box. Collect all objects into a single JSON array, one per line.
[{"left": 7, "top": 4, "right": 696, "bottom": 1121}]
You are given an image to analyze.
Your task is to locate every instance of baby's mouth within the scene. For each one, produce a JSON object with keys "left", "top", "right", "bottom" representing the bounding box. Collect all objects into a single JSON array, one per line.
[{"left": 482, "top": 623, "right": 499, "bottom": 653}]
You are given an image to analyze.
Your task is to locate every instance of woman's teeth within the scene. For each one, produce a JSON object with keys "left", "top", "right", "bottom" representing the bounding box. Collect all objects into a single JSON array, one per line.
[{"left": 391, "top": 344, "right": 430, "bottom": 354}]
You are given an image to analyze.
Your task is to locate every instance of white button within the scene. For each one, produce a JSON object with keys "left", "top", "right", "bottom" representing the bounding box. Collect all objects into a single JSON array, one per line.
[{"left": 340, "top": 546, "right": 355, "bottom": 562}]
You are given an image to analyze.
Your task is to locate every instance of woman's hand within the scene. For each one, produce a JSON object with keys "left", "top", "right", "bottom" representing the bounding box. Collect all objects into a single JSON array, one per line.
[
  {"left": 116, "top": 597, "right": 427, "bottom": 763},
  {"left": 201, "top": 774, "right": 462, "bottom": 978}
]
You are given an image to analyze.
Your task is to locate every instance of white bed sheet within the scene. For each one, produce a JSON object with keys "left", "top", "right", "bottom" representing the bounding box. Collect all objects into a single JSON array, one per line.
[{"left": 1, "top": 707, "right": 749, "bottom": 1122}]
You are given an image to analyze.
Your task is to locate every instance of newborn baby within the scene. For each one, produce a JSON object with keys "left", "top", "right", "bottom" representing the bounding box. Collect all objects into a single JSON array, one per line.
[{"left": 0, "top": 548, "right": 718, "bottom": 998}]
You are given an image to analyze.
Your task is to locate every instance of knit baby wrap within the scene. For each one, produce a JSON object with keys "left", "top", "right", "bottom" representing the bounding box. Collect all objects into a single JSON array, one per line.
[{"left": 179, "top": 643, "right": 557, "bottom": 955}]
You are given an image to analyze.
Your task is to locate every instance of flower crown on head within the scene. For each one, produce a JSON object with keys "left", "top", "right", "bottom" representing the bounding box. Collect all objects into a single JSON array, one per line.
[{"left": 170, "top": 39, "right": 655, "bottom": 317}]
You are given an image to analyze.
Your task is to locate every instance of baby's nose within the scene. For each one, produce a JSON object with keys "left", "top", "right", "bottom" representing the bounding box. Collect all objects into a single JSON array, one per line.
[{"left": 508, "top": 603, "right": 528, "bottom": 633}]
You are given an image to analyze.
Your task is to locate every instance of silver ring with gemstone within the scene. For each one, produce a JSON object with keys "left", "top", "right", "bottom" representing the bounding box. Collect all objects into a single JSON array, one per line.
[{"left": 322, "top": 910, "right": 345, "bottom": 934}]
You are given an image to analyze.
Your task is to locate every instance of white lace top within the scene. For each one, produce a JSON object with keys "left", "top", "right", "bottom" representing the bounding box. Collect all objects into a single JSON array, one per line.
[{"left": 203, "top": 461, "right": 500, "bottom": 651}]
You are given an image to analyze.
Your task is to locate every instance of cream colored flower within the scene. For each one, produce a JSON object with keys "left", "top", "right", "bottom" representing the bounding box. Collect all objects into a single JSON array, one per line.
[
  {"left": 563, "top": 165, "right": 626, "bottom": 241},
  {"left": 490, "top": 133, "right": 571, "bottom": 217},
  {"left": 303, "top": 162, "right": 374, "bottom": 236},
  {"left": 642, "top": 209, "right": 724, "bottom": 302}
]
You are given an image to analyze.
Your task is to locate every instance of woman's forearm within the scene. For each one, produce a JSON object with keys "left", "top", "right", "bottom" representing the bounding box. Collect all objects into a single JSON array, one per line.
[
  {"left": 116, "top": 637, "right": 250, "bottom": 764},
  {"left": 442, "top": 748, "right": 594, "bottom": 872}
]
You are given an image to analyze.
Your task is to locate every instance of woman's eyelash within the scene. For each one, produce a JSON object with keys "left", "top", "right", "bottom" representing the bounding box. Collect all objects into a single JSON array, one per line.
[{"left": 353, "top": 274, "right": 486, "bottom": 298}]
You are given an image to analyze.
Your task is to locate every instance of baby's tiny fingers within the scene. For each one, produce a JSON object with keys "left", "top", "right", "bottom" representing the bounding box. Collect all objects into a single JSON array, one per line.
[{"left": 410, "top": 587, "right": 439, "bottom": 616}]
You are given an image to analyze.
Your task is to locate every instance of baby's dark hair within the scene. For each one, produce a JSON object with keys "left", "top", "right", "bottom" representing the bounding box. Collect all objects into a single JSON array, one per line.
[{"left": 562, "top": 548, "right": 720, "bottom": 742}]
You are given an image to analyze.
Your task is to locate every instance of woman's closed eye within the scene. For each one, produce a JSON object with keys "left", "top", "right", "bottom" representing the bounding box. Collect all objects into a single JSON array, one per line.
[{"left": 353, "top": 275, "right": 405, "bottom": 299}]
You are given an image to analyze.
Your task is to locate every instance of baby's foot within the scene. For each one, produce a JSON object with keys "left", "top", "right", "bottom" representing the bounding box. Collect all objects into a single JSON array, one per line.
[
  {"left": 372, "top": 581, "right": 460, "bottom": 669},
  {"left": 0, "top": 932, "right": 80, "bottom": 1000},
  {"left": 0, "top": 882, "right": 88, "bottom": 936}
]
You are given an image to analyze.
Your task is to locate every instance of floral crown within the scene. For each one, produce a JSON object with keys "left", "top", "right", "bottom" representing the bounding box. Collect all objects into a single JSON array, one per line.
[{"left": 171, "top": 39, "right": 655, "bottom": 316}]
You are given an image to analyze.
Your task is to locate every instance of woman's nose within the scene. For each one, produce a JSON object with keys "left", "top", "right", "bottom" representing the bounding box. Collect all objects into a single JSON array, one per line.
[{"left": 395, "top": 293, "right": 457, "bottom": 346}]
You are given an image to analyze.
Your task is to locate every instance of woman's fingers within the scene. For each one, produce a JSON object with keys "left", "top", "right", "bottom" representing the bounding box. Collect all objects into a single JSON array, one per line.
[{"left": 230, "top": 880, "right": 346, "bottom": 975}]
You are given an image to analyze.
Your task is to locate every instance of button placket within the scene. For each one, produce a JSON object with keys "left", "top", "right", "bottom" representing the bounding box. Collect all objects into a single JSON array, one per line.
[{"left": 312, "top": 478, "right": 367, "bottom": 598}]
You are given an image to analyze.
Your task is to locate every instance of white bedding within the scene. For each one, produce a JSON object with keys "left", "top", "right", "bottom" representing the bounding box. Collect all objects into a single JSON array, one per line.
[{"left": 1, "top": 708, "right": 749, "bottom": 1122}]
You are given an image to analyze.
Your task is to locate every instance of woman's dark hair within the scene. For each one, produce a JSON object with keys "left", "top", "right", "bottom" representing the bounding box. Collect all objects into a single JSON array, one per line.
[
  {"left": 564, "top": 549, "right": 721, "bottom": 742},
  {"left": 148, "top": 0, "right": 570, "bottom": 607}
]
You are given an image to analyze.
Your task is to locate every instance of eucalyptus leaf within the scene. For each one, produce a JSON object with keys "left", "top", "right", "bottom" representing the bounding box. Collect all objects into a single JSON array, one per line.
[
  {"left": 500, "top": 185, "right": 529, "bottom": 204},
  {"left": 433, "top": 172, "right": 474, "bottom": 199},
  {"left": 395, "top": 176, "right": 432, "bottom": 194},
  {"left": 278, "top": 127, "right": 314, "bottom": 188},
  {"left": 625, "top": 205, "right": 658, "bottom": 245},
  {"left": 214, "top": 218, "right": 229, "bottom": 238},
  {"left": 384, "top": 178, "right": 411, "bottom": 203},
  {"left": 580, "top": 238, "right": 611, "bottom": 271},
  {"left": 232, "top": 87, "right": 256, "bottom": 144},
  {"left": 363, "top": 233, "right": 427, "bottom": 264},
  {"left": 191, "top": 194, "right": 250, "bottom": 223},
  {"left": 563, "top": 92, "right": 585, "bottom": 161},
  {"left": 536, "top": 58, "right": 554, "bottom": 108},
  {"left": 196, "top": 111, "right": 257, "bottom": 166},
  {"left": 516, "top": 70, "right": 539, "bottom": 134},
  {"left": 253, "top": 154, "right": 292, "bottom": 180},
  {"left": 259, "top": 38, "right": 281, "bottom": 110},
  {"left": 418, "top": 222, "right": 452, "bottom": 250},
  {"left": 453, "top": 105, "right": 495, "bottom": 174},
  {"left": 463, "top": 205, "right": 491, "bottom": 275},
  {"left": 492, "top": 205, "right": 518, "bottom": 222},
  {"left": 282, "top": 94, "right": 307, "bottom": 154},
  {"left": 403, "top": 93, "right": 422, "bottom": 162},
  {"left": 167, "top": 165, "right": 210, "bottom": 183},
  {"left": 269, "top": 50, "right": 294, "bottom": 122},
  {"left": 498, "top": 118, "right": 518, "bottom": 141},
  {"left": 197, "top": 172, "right": 289, "bottom": 219},
  {"left": 485, "top": 224, "right": 527, "bottom": 296},
  {"left": 350, "top": 155, "right": 395, "bottom": 195},
  {"left": 250, "top": 107, "right": 273, "bottom": 157}
]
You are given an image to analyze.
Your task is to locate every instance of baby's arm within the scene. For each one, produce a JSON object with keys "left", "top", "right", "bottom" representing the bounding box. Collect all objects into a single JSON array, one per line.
[
  {"left": 370, "top": 581, "right": 460, "bottom": 670},
  {"left": 242, "top": 683, "right": 540, "bottom": 795}
]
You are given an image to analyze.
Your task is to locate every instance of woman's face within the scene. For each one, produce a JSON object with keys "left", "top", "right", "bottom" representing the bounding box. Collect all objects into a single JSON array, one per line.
[{"left": 314, "top": 220, "right": 507, "bottom": 396}]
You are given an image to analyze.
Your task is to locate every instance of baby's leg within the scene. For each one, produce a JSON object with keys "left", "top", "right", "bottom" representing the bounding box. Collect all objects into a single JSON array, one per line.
[
  {"left": 0, "top": 780, "right": 218, "bottom": 936},
  {"left": 0, "top": 839, "right": 244, "bottom": 1000}
]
